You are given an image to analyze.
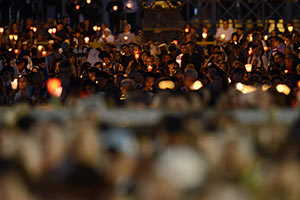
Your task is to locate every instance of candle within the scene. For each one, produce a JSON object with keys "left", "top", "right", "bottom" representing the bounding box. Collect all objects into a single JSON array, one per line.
[
  {"left": 42, "top": 50, "right": 47, "bottom": 57},
  {"left": 202, "top": 32, "right": 207, "bottom": 39},
  {"left": 113, "top": 5, "right": 118, "bottom": 11},
  {"left": 84, "top": 37, "right": 90, "bottom": 44},
  {"left": 185, "top": 28, "right": 189, "bottom": 33},
  {"left": 220, "top": 34, "right": 226, "bottom": 40},
  {"left": 14, "top": 49, "right": 19, "bottom": 55},
  {"left": 190, "top": 80, "right": 203, "bottom": 90},
  {"left": 0, "top": 27, "right": 4, "bottom": 34},
  {"left": 76, "top": 5, "right": 80, "bottom": 10},
  {"left": 38, "top": 45, "right": 43, "bottom": 51},
  {"left": 288, "top": 25, "right": 294, "bottom": 32},
  {"left": 9, "top": 34, "right": 13, "bottom": 40},
  {"left": 148, "top": 65, "right": 153, "bottom": 72},
  {"left": 124, "top": 35, "right": 128, "bottom": 41},
  {"left": 11, "top": 79, "right": 18, "bottom": 90},
  {"left": 86, "top": 0, "right": 91, "bottom": 4},
  {"left": 48, "top": 28, "right": 53, "bottom": 35},
  {"left": 264, "top": 35, "right": 268, "bottom": 41},
  {"left": 13, "top": 35, "right": 18, "bottom": 41},
  {"left": 52, "top": 28, "right": 56, "bottom": 34},
  {"left": 276, "top": 84, "right": 290, "bottom": 95},
  {"left": 93, "top": 25, "right": 98, "bottom": 32},
  {"left": 245, "top": 64, "right": 252, "bottom": 73}
]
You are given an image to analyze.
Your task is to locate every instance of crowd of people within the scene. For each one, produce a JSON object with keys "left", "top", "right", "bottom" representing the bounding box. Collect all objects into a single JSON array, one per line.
[
  {"left": 0, "top": 17, "right": 300, "bottom": 108},
  {"left": 1, "top": 15, "right": 300, "bottom": 200}
]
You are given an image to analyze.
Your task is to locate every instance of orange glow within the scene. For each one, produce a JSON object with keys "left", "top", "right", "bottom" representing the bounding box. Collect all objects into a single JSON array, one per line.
[
  {"left": 14, "top": 49, "right": 19, "bottom": 55},
  {"left": 0, "top": 27, "right": 4, "bottom": 34},
  {"left": 47, "top": 78, "right": 63, "bottom": 97},
  {"left": 185, "top": 28, "right": 189, "bottom": 33},
  {"left": 148, "top": 65, "right": 153, "bottom": 72},
  {"left": 42, "top": 50, "right": 47, "bottom": 57},
  {"left": 248, "top": 47, "right": 253, "bottom": 55},
  {"left": 264, "top": 46, "right": 269, "bottom": 52},
  {"left": 93, "top": 25, "right": 98, "bottom": 31},
  {"left": 76, "top": 5, "right": 80, "bottom": 10}
]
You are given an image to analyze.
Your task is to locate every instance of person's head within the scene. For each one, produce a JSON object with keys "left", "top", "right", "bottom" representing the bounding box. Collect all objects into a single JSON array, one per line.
[
  {"left": 186, "top": 42, "right": 194, "bottom": 53},
  {"left": 285, "top": 53, "right": 294, "bottom": 69},
  {"left": 222, "top": 20, "right": 229, "bottom": 29},
  {"left": 59, "top": 61, "right": 72, "bottom": 86},
  {"left": 104, "top": 28, "right": 111, "bottom": 37},
  {"left": 237, "top": 28, "right": 244, "bottom": 36},
  {"left": 274, "top": 52, "right": 284, "bottom": 66},
  {"left": 180, "top": 43, "right": 187, "bottom": 54},
  {"left": 231, "top": 32, "right": 238, "bottom": 42},
  {"left": 124, "top": 24, "right": 131, "bottom": 33},
  {"left": 184, "top": 68, "right": 198, "bottom": 89},
  {"left": 56, "top": 22, "right": 63, "bottom": 32},
  {"left": 120, "top": 78, "right": 135, "bottom": 95},
  {"left": 18, "top": 75, "right": 29, "bottom": 91},
  {"left": 82, "top": 79, "right": 96, "bottom": 96},
  {"left": 88, "top": 67, "right": 98, "bottom": 82}
]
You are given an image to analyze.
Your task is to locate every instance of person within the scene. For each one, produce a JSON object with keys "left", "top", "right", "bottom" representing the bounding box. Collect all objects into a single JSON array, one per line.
[
  {"left": 98, "top": 28, "right": 115, "bottom": 44},
  {"left": 123, "top": 0, "right": 138, "bottom": 33},
  {"left": 116, "top": 24, "right": 137, "bottom": 47},
  {"left": 106, "top": 0, "right": 123, "bottom": 34},
  {"left": 215, "top": 19, "right": 235, "bottom": 44},
  {"left": 247, "top": 43, "right": 268, "bottom": 71}
]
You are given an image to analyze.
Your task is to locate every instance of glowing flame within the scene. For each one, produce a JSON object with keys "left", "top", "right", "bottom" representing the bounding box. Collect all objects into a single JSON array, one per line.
[
  {"left": 93, "top": 25, "right": 98, "bottom": 31},
  {"left": 276, "top": 84, "right": 290, "bottom": 95},
  {"left": 158, "top": 80, "right": 175, "bottom": 90},
  {"left": 76, "top": 5, "right": 80, "bottom": 10},
  {"left": 38, "top": 45, "right": 43, "bottom": 51},
  {"left": 113, "top": 5, "right": 118, "bottom": 11},
  {"left": 47, "top": 78, "right": 63, "bottom": 97},
  {"left": 13, "top": 35, "right": 18, "bottom": 41},
  {"left": 236, "top": 83, "right": 257, "bottom": 94},
  {"left": 264, "top": 46, "right": 269, "bottom": 52},
  {"left": 84, "top": 36, "right": 90, "bottom": 44},
  {"left": 148, "top": 65, "right": 153, "bottom": 72},
  {"left": 288, "top": 25, "right": 294, "bottom": 32},
  {"left": 262, "top": 84, "right": 271, "bottom": 92},
  {"left": 202, "top": 32, "right": 207, "bottom": 39},
  {"left": 126, "top": 2, "right": 133, "bottom": 9},
  {"left": 248, "top": 47, "right": 253, "bottom": 55},
  {"left": 14, "top": 49, "right": 19, "bottom": 55},
  {"left": 124, "top": 35, "right": 128, "bottom": 41},
  {"left": 220, "top": 34, "right": 226, "bottom": 40},
  {"left": 185, "top": 28, "right": 190, "bottom": 33},
  {"left": 245, "top": 64, "right": 252, "bottom": 73},
  {"left": 0, "top": 27, "right": 4, "bottom": 34},
  {"left": 9, "top": 34, "right": 13, "bottom": 40},
  {"left": 11, "top": 79, "right": 18, "bottom": 90},
  {"left": 42, "top": 50, "right": 47, "bottom": 57},
  {"left": 264, "top": 35, "right": 268, "bottom": 41},
  {"left": 48, "top": 28, "right": 53, "bottom": 35},
  {"left": 190, "top": 80, "right": 203, "bottom": 90},
  {"left": 86, "top": 0, "right": 91, "bottom": 4}
]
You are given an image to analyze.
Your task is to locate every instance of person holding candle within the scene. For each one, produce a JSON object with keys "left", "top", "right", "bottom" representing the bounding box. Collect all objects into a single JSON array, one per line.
[
  {"left": 116, "top": 24, "right": 137, "bottom": 48},
  {"left": 247, "top": 43, "right": 268, "bottom": 72},
  {"left": 98, "top": 28, "right": 115, "bottom": 44},
  {"left": 106, "top": 0, "right": 123, "bottom": 34},
  {"left": 215, "top": 19, "right": 235, "bottom": 45}
]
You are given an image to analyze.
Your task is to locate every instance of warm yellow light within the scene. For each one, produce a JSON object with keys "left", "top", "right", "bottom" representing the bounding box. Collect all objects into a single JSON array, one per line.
[
  {"left": 13, "top": 35, "right": 18, "bottom": 41},
  {"left": 9, "top": 34, "right": 13, "bottom": 40},
  {"left": 288, "top": 25, "right": 294, "bottom": 32},
  {"left": 236, "top": 82, "right": 244, "bottom": 91},
  {"left": 124, "top": 35, "right": 128, "bottom": 41},
  {"left": 276, "top": 84, "right": 290, "bottom": 95},
  {"left": 190, "top": 80, "right": 203, "bottom": 90},
  {"left": 249, "top": 35, "right": 253, "bottom": 42},
  {"left": 228, "top": 78, "right": 231, "bottom": 83},
  {"left": 38, "top": 45, "right": 43, "bottom": 51},
  {"left": 86, "top": 0, "right": 91, "bottom": 4},
  {"left": 245, "top": 64, "right": 252, "bottom": 73},
  {"left": 264, "top": 46, "right": 269, "bottom": 52},
  {"left": 158, "top": 80, "right": 175, "bottom": 90},
  {"left": 220, "top": 34, "right": 226, "bottom": 40},
  {"left": 262, "top": 84, "right": 271, "bottom": 92},
  {"left": 11, "top": 79, "right": 18, "bottom": 90},
  {"left": 0, "top": 27, "right": 4, "bottom": 34},
  {"left": 52, "top": 28, "right": 56, "bottom": 34},
  {"left": 84, "top": 37, "right": 90, "bottom": 44},
  {"left": 42, "top": 50, "right": 47, "bottom": 57},
  {"left": 33, "top": 27, "right": 37, "bottom": 32},
  {"left": 202, "top": 32, "right": 207, "bottom": 39},
  {"left": 48, "top": 28, "right": 53, "bottom": 35},
  {"left": 93, "top": 25, "right": 98, "bottom": 31},
  {"left": 113, "top": 5, "right": 118, "bottom": 11},
  {"left": 264, "top": 35, "right": 268, "bottom": 41}
]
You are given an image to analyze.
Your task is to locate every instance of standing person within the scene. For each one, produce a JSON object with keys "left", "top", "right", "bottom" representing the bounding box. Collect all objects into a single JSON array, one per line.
[
  {"left": 116, "top": 24, "right": 137, "bottom": 48},
  {"left": 215, "top": 19, "right": 235, "bottom": 45},
  {"left": 123, "top": 0, "right": 138, "bottom": 33},
  {"left": 106, "top": 0, "right": 123, "bottom": 34}
]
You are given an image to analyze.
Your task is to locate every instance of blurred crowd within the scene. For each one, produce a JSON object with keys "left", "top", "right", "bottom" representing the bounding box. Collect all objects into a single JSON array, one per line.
[
  {"left": 0, "top": 101, "right": 300, "bottom": 200},
  {"left": 0, "top": 15, "right": 300, "bottom": 200}
]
